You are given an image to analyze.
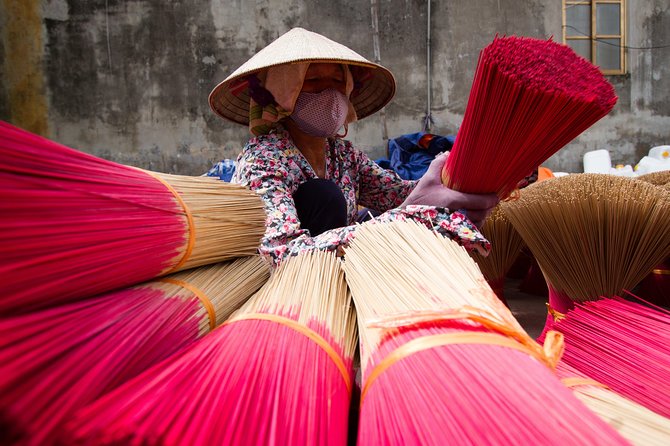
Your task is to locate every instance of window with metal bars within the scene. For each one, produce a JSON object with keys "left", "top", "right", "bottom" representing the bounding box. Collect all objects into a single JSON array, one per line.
[{"left": 563, "top": 0, "right": 626, "bottom": 74}]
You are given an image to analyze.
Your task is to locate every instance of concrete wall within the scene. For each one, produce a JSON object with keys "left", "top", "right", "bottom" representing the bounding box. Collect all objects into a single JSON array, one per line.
[{"left": 1, "top": 0, "right": 669, "bottom": 174}]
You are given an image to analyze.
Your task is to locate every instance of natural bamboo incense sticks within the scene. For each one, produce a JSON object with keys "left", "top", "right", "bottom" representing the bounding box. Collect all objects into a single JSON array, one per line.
[
  {"left": 470, "top": 204, "right": 525, "bottom": 305},
  {"left": 558, "top": 362, "right": 670, "bottom": 446},
  {"left": 501, "top": 174, "right": 670, "bottom": 308}
]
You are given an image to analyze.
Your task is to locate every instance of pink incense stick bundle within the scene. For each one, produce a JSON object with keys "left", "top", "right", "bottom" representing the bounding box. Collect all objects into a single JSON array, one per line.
[
  {"left": 442, "top": 36, "right": 617, "bottom": 199},
  {"left": 0, "top": 120, "right": 265, "bottom": 315},
  {"left": 0, "top": 257, "right": 269, "bottom": 446},
  {"left": 343, "top": 220, "right": 627, "bottom": 445},
  {"left": 62, "top": 251, "right": 357, "bottom": 446},
  {"left": 557, "top": 362, "right": 670, "bottom": 446},
  {"left": 544, "top": 296, "right": 670, "bottom": 419}
]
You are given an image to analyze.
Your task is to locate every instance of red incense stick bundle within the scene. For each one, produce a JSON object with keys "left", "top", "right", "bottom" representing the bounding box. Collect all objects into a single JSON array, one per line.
[
  {"left": 442, "top": 36, "right": 617, "bottom": 199},
  {"left": 0, "top": 256, "right": 269, "bottom": 446},
  {"left": 343, "top": 220, "right": 626, "bottom": 446},
  {"left": 62, "top": 251, "right": 357, "bottom": 445},
  {"left": 0, "top": 121, "right": 265, "bottom": 315}
]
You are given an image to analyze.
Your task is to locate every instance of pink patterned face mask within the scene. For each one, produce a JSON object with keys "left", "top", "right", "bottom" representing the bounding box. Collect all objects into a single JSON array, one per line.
[{"left": 290, "top": 88, "right": 349, "bottom": 137}]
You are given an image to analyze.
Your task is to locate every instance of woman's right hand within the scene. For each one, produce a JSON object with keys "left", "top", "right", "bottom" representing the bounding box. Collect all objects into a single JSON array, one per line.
[{"left": 400, "top": 152, "right": 499, "bottom": 228}]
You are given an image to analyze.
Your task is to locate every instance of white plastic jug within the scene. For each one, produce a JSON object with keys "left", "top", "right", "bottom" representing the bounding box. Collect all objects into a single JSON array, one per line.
[
  {"left": 583, "top": 149, "right": 612, "bottom": 174},
  {"left": 649, "top": 146, "right": 670, "bottom": 161},
  {"left": 635, "top": 156, "right": 669, "bottom": 175}
]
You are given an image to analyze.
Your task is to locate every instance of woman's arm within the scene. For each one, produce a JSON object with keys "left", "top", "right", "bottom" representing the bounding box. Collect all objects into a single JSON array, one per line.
[
  {"left": 355, "top": 148, "right": 417, "bottom": 212},
  {"left": 232, "top": 140, "right": 313, "bottom": 264}
]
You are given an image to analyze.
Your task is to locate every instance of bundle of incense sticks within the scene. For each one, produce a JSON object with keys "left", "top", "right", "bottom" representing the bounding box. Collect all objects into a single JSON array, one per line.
[
  {"left": 343, "top": 220, "right": 627, "bottom": 445},
  {"left": 0, "top": 257, "right": 269, "bottom": 445},
  {"left": 470, "top": 204, "right": 525, "bottom": 305},
  {"left": 62, "top": 251, "right": 357, "bottom": 445},
  {"left": 442, "top": 36, "right": 616, "bottom": 199},
  {"left": 0, "top": 120, "right": 266, "bottom": 315}
]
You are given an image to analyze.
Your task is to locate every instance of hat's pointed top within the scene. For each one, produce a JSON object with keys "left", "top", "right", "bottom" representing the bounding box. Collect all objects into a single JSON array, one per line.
[{"left": 209, "top": 27, "right": 396, "bottom": 126}]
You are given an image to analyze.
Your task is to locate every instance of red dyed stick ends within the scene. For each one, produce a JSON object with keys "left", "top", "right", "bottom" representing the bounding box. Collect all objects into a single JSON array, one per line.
[
  {"left": 441, "top": 36, "right": 617, "bottom": 199},
  {"left": 0, "top": 120, "right": 266, "bottom": 315},
  {"left": 0, "top": 257, "right": 269, "bottom": 446},
  {"left": 61, "top": 251, "right": 357, "bottom": 446}
]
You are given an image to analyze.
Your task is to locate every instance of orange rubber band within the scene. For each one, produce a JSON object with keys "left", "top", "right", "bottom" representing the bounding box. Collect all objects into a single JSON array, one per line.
[
  {"left": 653, "top": 269, "right": 670, "bottom": 275},
  {"left": 225, "top": 313, "right": 352, "bottom": 393},
  {"left": 142, "top": 169, "right": 196, "bottom": 274},
  {"left": 368, "top": 305, "right": 562, "bottom": 369},
  {"left": 561, "top": 377, "right": 609, "bottom": 389},
  {"left": 360, "top": 330, "right": 563, "bottom": 406},
  {"left": 503, "top": 188, "right": 521, "bottom": 202},
  {"left": 158, "top": 278, "right": 216, "bottom": 332}
]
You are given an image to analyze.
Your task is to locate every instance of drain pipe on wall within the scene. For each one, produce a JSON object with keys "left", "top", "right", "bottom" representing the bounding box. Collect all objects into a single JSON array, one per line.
[
  {"left": 423, "top": 0, "right": 434, "bottom": 132},
  {"left": 370, "top": 0, "right": 389, "bottom": 153}
]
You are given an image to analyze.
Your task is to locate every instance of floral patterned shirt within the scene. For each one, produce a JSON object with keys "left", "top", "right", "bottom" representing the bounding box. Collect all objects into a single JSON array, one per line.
[{"left": 231, "top": 127, "right": 490, "bottom": 265}]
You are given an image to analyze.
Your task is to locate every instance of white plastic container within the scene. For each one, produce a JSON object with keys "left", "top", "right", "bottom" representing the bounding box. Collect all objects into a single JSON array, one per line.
[
  {"left": 635, "top": 156, "right": 670, "bottom": 175},
  {"left": 649, "top": 146, "right": 670, "bottom": 161},
  {"left": 583, "top": 149, "right": 612, "bottom": 174}
]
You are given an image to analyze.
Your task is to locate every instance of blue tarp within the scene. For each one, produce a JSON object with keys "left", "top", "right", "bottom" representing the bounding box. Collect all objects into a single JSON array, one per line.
[
  {"left": 204, "top": 158, "right": 236, "bottom": 182},
  {"left": 377, "top": 132, "right": 455, "bottom": 180}
]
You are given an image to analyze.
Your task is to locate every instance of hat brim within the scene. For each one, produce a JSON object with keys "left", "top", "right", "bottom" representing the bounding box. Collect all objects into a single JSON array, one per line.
[
  {"left": 208, "top": 28, "right": 396, "bottom": 126},
  {"left": 209, "top": 58, "right": 395, "bottom": 126}
]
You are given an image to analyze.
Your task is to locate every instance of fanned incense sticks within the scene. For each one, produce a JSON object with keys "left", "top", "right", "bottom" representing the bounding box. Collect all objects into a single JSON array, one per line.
[
  {"left": 501, "top": 174, "right": 670, "bottom": 309},
  {"left": 558, "top": 362, "right": 670, "bottom": 446},
  {"left": 63, "top": 251, "right": 357, "bottom": 446},
  {"left": 637, "top": 170, "right": 670, "bottom": 186},
  {"left": 442, "top": 36, "right": 617, "bottom": 199},
  {"left": 0, "top": 121, "right": 266, "bottom": 315},
  {"left": 0, "top": 256, "right": 269, "bottom": 446},
  {"left": 470, "top": 204, "right": 525, "bottom": 305},
  {"left": 343, "top": 220, "right": 626, "bottom": 446},
  {"left": 546, "top": 297, "right": 670, "bottom": 419},
  {"left": 636, "top": 172, "right": 670, "bottom": 306}
]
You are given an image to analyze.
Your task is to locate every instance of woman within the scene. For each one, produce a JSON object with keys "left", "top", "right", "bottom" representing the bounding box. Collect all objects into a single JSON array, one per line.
[{"left": 209, "top": 28, "right": 498, "bottom": 265}]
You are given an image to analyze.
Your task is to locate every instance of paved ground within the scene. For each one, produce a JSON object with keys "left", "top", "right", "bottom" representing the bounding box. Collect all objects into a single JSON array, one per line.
[{"left": 504, "top": 278, "right": 548, "bottom": 339}]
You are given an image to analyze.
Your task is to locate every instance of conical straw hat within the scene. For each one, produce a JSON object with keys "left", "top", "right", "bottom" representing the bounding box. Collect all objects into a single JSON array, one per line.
[{"left": 209, "top": 27, "right": 396, "bottom": 125}]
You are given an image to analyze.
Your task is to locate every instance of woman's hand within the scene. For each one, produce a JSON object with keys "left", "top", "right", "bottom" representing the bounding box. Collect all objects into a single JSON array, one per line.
[{"left": 400, "top": 152, "right": 499, "bottom": 228}]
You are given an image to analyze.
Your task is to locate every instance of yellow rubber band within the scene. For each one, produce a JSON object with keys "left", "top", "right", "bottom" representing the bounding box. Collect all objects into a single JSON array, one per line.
[
  {"left": 653, "top": 269, "right": 670, "bottom": 275},
  {"left": 546, "top": 303, "right": 567, "bottom": 322},
  {"left": 158, "top": 278, "right": 216, "bottom": 332},
  {"left": 142, "top": 169, "right": 196, "bottom": 274},
  {"left": 361, "top": 331, "right": 556, "bottom": 406},
  {"left": 225, "top": 313, "right": 352, "bottom": 393},
  {"left": 561, "top": 377, "right": 609, "bottom": 389}
]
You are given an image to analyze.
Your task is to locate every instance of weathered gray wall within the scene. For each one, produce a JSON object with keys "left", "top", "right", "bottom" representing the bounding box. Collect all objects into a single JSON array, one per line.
[{"left": 1, "top": 0, "right": 669, "bottom": 174}]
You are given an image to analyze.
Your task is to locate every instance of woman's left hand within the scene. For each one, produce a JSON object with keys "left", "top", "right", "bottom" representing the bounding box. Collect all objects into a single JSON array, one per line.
[{"left": 400, "top": 152, "right": 499, "bottom": 228}]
